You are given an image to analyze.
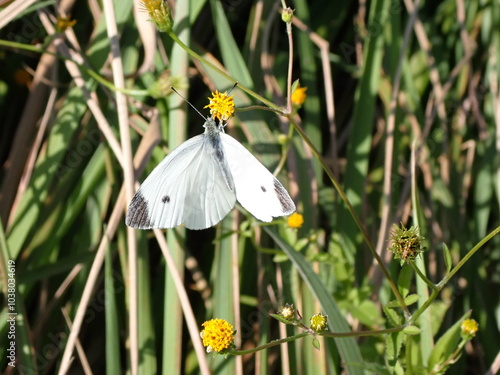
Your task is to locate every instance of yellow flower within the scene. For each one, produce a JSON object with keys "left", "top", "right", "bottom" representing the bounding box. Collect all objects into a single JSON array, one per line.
[
  {"left": 310, "top": 313, "right": 328, "bottom": 332},
  {"left": 291, "top": 85, "right": 307, "bottom": 106},
  {"left": 140, "top": 0, "right": 173, "bottom": 32},
  {"left": 281, "top": 7, "right": 294, "bottom": 23},
  {"left": 287, "top": 213, "right": 304, "bottom": 229},
  {"left": 461, "top": 319, "right": 478, "bottom": 339},
  {"left": 204, "top": 91, "right": 235, "bottom": 122},
  {"left": 56, "top": 15, "right": 77, "bottom": 31},
  {"left": 200, "top": 319, "right": 235, "bottom": 353},
  {"left": 279, "top": 303, "right": 296, "bottom": 320}
]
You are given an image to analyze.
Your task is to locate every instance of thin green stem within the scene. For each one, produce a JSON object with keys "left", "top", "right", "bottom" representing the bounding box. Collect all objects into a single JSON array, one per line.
[
  {"left": 428, "top": 342, "right": 465, "bottom": 375},
  {"left": 229, "top": 332, "right": 310, "bottom": 355},
  {"left": 286, "top": 115, "right": 409, "bottom": 315},
  {"left": 167, "top": 31, "right": 280, "bottom": 111},
  {"left": 228, "top": 323, "right": 406, "bottom": 356},
  {"left": 273, "top": 122, "right": 295, "bottom": 176},
  {"left": 319, "top": 325, "right": 405, "bottom": 338},
  {"left": 0, "top": 39, "right": 149, "bottom": 97},
  {"left": 437, "top": 224, "right": 500, "bottom": 288},
  {"left": 283, "top": 2, "right": 294, "bottom": 114},
  {"left": 406, "top": 335, "right": 413, "bottom": 375},
  {"left": 236, "top": 105, "right": 283, "bottom": 115},
  {"left": 410, "top": 225, "right": 500, "bottom": 324},
  {"left": 410, "top": 261, "right": 437, "bottom": 291}
]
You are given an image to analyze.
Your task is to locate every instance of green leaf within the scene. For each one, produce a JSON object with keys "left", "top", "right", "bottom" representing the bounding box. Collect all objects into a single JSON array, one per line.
[
  {"left": 403, "top": 294, "right": 420, "bottom": 306},
  {"left": 208, "top": 0, "right": 253, "bottom": 87},
  {"left": 442, "top": 243, "right": 452, "bottom": 273},
  {"left": 105, "top": 246, "right": 121, "bottom": 375},
  {"left": 346, "top": 361, "right": 391, "bottom": 375},
  {"left": 384, "top": 293, "right": 419, "bottom": 309},
  {"left": 403, "top": 325, "right": 421, "bottom": 335},
  {"left": 383, "top": 306, "right": 402, "bottom": 327},
  {"left": 265, "top": 227, "right": 365, "bottom": 375},
  {"left": 271, "top": 313, "right": 293, "bottom": 325},
  {"left": 427, "top": 311, "right": 471, "bottom": 372},
  {"left": 386, "top": 331, "right": 404, "bottom": 363},
  {"left": 340, "top": 300, "right": 384, "bottom": 327},
  {"left": 312, "top": 337, "right": 321, "bottom": 350},
  {"left": 398, "top": 264, "right": 413, "bottom": 298}
]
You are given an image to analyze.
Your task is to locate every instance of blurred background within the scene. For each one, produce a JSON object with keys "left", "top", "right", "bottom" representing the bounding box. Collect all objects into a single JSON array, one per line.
[{"left": 0, "top": 0, "right": 499, "bottom": 374}]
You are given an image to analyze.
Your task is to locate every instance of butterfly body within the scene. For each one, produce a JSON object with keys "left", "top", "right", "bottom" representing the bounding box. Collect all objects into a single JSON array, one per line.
[{"left": 126, "top": 118, "right": 295, "bottom": 230}]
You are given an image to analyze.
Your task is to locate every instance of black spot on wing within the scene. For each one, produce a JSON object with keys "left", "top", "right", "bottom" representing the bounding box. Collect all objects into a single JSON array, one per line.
[
  {"left": 273, "top": 179, "right": 295, "bottom": 213},
  {"left": 162, "top": 195, "right": 170, "bottom": 203},
  {"left": 261, "top": 186, "right": 267, "bottom": 192},
  {"left": 125, "top": 192, "right": 152, "bottom": 228}
]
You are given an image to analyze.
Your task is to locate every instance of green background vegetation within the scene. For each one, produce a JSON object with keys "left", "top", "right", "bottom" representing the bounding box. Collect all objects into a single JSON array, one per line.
[{"left": 0, "top": 0, "right": 499, "bottom": 374}]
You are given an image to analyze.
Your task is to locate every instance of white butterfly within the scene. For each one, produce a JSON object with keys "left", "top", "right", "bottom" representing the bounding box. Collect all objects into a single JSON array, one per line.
[{"left": 126, "top": 117, "right": 296, "bottom": 230}]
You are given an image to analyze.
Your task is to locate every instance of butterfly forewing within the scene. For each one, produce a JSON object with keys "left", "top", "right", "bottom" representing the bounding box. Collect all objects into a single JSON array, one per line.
[
  {"left": 126, "top": 132, "right": 237, "bottom": 230},
  {"left": 220, "top": 133, "right": 296, "bottom": 221}
]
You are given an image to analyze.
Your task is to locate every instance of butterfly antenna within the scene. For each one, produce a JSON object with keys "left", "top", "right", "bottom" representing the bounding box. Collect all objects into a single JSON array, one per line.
[
  {"left": 170, "top": 86, "right": 207, "bottom": 120},
  {"left": 228, "top": 81, "right": 238, "bottom": 95}
]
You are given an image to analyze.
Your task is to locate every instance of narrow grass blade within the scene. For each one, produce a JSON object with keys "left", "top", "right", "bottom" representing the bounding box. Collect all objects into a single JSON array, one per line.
[{"left": 264, "top": 227, "right": 364, "bottom": 375}]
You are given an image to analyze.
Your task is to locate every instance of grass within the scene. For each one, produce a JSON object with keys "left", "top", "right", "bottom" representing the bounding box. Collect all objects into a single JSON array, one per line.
[{"left": 0, "top": 0, "right": 499, "bottom": 374}]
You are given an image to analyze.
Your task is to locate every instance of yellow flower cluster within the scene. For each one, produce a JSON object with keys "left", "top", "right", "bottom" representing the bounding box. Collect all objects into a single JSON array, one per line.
[
  {"left": 200, "top": 319, "right": 235, "bottom": 353},
  {"left": 291, "top": 85, "right": 307, "bottom": 106},
  {"left": 140, "top": 0, "right": 173, "bottom": 32},
  {"left": 287, "top": 213, "right": 304, "bottom": 228},
  {"left": 461, "top": 319, "right": 478, "bottom": 339},
  {"left": 204, "top": 91, "right": 235, "bottom": 122},
  {"left": 309, "top": 313, "right": 328, "bottom": 332}
]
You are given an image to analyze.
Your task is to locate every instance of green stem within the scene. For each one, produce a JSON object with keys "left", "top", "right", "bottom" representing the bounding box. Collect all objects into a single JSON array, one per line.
[
  {"left": 406, "top": 334, "right": 413, "bottom": 375},
  {"left": 0, "top": 39, "right": 149, "bottom": 97},
  {"left": 428, "top": 341, "right": 465, "bottom": 375},
  {"left": 286, "top": 115, "right": 409, "bottom": 315},
  {"left": 229, "top": 332, "right": 310, "bottom": 355},
  {"left": 274, "top": 121, "right": 295, "bottom": 176},
  {"left": 284, "top": 2, "right": 294, "bottom": 114},
  {"left": 167, "top": 31, "right": 280, "bottom": 111},
  {"left": 410, "top": 225, "right": 500, "bottom": 324},
  {"left": 228, "top": 323, "right": 406, "bottom": 356},
  {"left": 319, "top": 325, "right": 405, "bottom": 338},
  {"left": 410, "top": 261, "right": 437, "bottom": 291}
]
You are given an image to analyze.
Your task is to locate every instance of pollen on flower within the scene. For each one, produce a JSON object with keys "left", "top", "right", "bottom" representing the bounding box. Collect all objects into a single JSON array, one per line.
[
  {"left": 287, "top": 213, "right": 304, "bottom": 229},
  {"left": 310, "top": 313, "right": 328, "bottom": 332},
  {"left": 140, "top": 0, "right": 173, "bottom": 32},
  {"left": 291, "top": 85, "right": 307, "bottom": 106},
  {"left": 200, "top": 319, "right": 235, "bottom": 353},
  {"left": 204, "top": 91, "right": 235, "bottom": 122},
  {"left": 461, "top": 319, "right": 478, "bottom": 339}
]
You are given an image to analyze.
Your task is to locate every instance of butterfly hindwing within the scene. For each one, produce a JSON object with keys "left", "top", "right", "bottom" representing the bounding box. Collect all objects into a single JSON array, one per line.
[{"left": 220, "top": 133, "right": 296, "bottom": 221}]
